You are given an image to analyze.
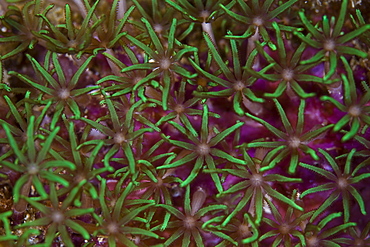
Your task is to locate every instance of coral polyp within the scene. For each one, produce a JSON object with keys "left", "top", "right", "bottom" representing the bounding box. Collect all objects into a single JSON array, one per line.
[{"left": 1, "top": 0, "right": 370, "bottom": 246}]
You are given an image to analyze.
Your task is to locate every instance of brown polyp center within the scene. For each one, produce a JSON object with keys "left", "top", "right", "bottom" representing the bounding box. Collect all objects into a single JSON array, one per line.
[
  {"left": 175, "top": 104, "right": 185, "bottom": 114},
  {"left": 133, "top": 77, "right": 142, "bottom": 85},
  {"left": 27, "top": 163, "right": 39, "bottom": 175},
  {"left": 197, "top": 143, "right": 210, "bottom": 156},
  {"left": 160, "top": 58, "right": 171, "bottom": 70},
  {"left": 234, "top": 81, "right": 245, "bottom": 91},
  {"left": 289, "top": 136, "right": 301, "bottom": 149},
  {"left": 200, "top": 10, "right": 210, "bottom": 22},
  {"left": 337, "top": 177, "right": 348, "bottom": 190},
  {"left": 238, "top": 224, "right": 252, "bottom": 238},
  {"left": 348, "top": 105, "right": 362, "bottom": 117},
  {"left": 323, "top": 39, "right": 336, "bottom": 51},
  {"left": 51, "top": 210, "right": 64, "bottom": 224},
  {"left": 282, "top": 69, "right": 294, "bottom": 81},
  {"left": 114, "top": 132, "right": 126, "bottom": 144},
  {"left": 250, "top": 173, "right": 263, "bottom": 187},
  {"left": 107, "top": 222, "right": 120, "bottom": 234},
  {"left": 153, "top": 23, "right": 163, "bottom": 34},
  {"left": 75, "top": 173, "right": 86, "bottom": 183},
  {"left": 279, "top": 223, "right": 291, "bottom": 235},
  {"left": 156, "top": 177, "right": 163, "bottom": 187},
  {"left": 58, "top": 88, "right": 70, "bottom": 100},
  {"left": 253, "top": 16, "right": 264, "bottom": 27},
  {"left": 306, "top": 234, "right": 320, "bottom": 247},
  {"left": 67, "top": 39, "right": 78, "bottom": 49},
  {"left": 184, "top": 216, "right": 196, "bottom": 229},
  {"left": 354, "top": 238, "right": 365, "bottom": 246}
]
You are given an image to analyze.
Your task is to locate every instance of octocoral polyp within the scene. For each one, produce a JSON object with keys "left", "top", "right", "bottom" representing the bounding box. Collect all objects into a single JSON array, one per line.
[{"left": 0, "top": 0, "right": 370, "bottom": 246}]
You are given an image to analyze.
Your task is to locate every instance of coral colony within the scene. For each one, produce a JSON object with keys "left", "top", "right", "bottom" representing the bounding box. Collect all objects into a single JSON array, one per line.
[{"left": 2, "top": 0, "right": 370, "bottom": 246}]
